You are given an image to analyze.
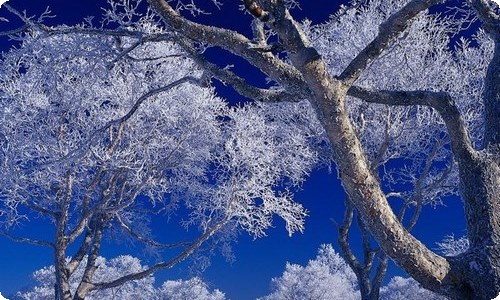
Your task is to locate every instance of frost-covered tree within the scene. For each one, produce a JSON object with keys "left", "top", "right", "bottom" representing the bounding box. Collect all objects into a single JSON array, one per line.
[
  {"left": 305, "top": 1, "right": 483, "bottom": 298},
  {"left": 260, "top": 244, "right": 446, "bottom": 300},
  {"left": 0, "top": 2, "right": 322, "bottom": 299},
  {"left": 259, "top": 244, "right": 360, "bottom": 300},
  {"left": 0, "top": 0, "right": 499, "bottom": 299},
  {"left": 157, "top": 277, "right": 226, "bottom": 300},
  {"left": 16, "top": 256, "right": 155, "bottom": 300},
  {"left": 380, "top": 276, "right": 447, "bottom": 300},
  {"left": 16, "top": 256, "right": 225, "bottom": 300},
  {"left": 138, "top": 0, "right": 499, "bottom": 298}
]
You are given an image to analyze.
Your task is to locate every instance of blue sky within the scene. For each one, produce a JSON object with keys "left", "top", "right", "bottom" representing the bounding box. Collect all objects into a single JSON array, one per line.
[{"left": 0, "top": 1, "right": 467, "bottom": 299}]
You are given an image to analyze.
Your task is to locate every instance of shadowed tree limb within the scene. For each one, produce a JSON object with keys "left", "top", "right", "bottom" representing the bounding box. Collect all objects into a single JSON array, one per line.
[{"left": 0, "top": 230, "right": 54, "bottom": 248}]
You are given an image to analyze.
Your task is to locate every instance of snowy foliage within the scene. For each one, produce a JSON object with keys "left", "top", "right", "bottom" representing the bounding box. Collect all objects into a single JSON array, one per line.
[
  {"left": 380, "top": 276, "right": 447, "bottom": 300},
  {"left": 261, "top": 244, "right": 447, "bottom": 300},
  {"left": 0, "top": 4, "right": 325, "bottom": 296},
  {"left": 157, "top": 277, "right": 225, "bottom": 300},
  {"left": 259, "top": 244, "right": 359, "bottom": 300},
  {"left": 436, "top": 234, "right": 470, "bottom": 256},
  {"left": 16, "top": 256, "right": 225, "bottom": 300},
  {"left": 0, "top": 12, "right": 322, "bottom": 240},
  {"left": 16, "top": 256, "right": 155, "bottom": 300}
]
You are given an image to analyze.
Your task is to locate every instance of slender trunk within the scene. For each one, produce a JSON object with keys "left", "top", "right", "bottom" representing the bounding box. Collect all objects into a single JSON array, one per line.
[
  {"left": 55, "top": 218, "right": 72, "bottom": 300},
  {"left": 73, "top": 217, "right": 105, "bottom": 300}
]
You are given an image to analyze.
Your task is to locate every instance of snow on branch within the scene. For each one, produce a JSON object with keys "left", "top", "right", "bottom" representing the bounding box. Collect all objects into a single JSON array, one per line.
[{"left": 338, "top": 0, "right": 442, "bottom": 86}]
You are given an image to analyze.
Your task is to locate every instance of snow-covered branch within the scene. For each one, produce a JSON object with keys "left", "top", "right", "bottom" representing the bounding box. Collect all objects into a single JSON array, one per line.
[{"left": 338, "top": 0, "right": 442, "bottom": 85}]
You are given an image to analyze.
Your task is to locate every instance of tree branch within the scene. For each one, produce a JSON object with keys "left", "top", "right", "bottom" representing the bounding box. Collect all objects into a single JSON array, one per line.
[
  {"left": 147, "top": 0, "right": 308, "bottom": 97},
  {"left": 116, "top": 215, "right": 189, "bottom": 249},
  {"left": 338, "top": 198, "right": 363, "bottom": 273},
  {"left": 109, "top": 33, "right": 177, "bottom": 66},
  {"left": 0, "top": 230, "right": 54, "bottom": 248},
  {"left": 176, "top": 37, "right": 303, "bottom": 102},
  {"left": 90, "top": 221, "right": 226, "bottom": 291},
  {"left": 67, "top": 228, "right": 94, "bottom": 275},
  {"left": 348, "top": 86, "right": 477, "bottom": 164},
  {"left": 23, "top": 201, "right": 57, "bottom": 218},
  {"left": 338, "top": 0, "right": 442, "bottom": 86},
  {"left": 74, "top": 217, "right": 105, "bottom": 300},
  {"left": 3, "top": 4, "right": 144, "bottom": 38},
  {"left": 0, "top": 24, "right": 29, "bottom": 36}
]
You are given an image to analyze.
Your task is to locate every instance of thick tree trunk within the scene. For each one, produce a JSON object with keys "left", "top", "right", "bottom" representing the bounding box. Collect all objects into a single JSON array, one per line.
[{"left": 446, "top": 154, "right": 500, "bottom": 300}]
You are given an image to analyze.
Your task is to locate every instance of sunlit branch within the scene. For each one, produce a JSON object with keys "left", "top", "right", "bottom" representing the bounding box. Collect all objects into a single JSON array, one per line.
[
  {"left": 147, "top": 0, "right": 308, "bottom": 96},
  {"left": 338, "top": 0, "right": 442, "bottom": 86}
]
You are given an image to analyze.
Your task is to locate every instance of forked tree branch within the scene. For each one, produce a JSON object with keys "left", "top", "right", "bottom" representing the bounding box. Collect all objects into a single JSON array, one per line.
[
  {"left": 67, "top": 228, "right": 94, "bottom": 275},
  {"left": 176, "top": 37, "right": 304, "bottom": 102}
]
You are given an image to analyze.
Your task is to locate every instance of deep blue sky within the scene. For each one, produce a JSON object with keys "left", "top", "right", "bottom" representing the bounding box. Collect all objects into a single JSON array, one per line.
[{"left": 0, "top": 1, "right": 466, "bottom": 299}]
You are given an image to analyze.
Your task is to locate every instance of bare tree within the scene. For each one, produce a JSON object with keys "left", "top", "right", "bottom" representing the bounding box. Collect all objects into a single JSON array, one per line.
[{"left": 0, "top": 0, "right": 498, "bottom": 299}]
